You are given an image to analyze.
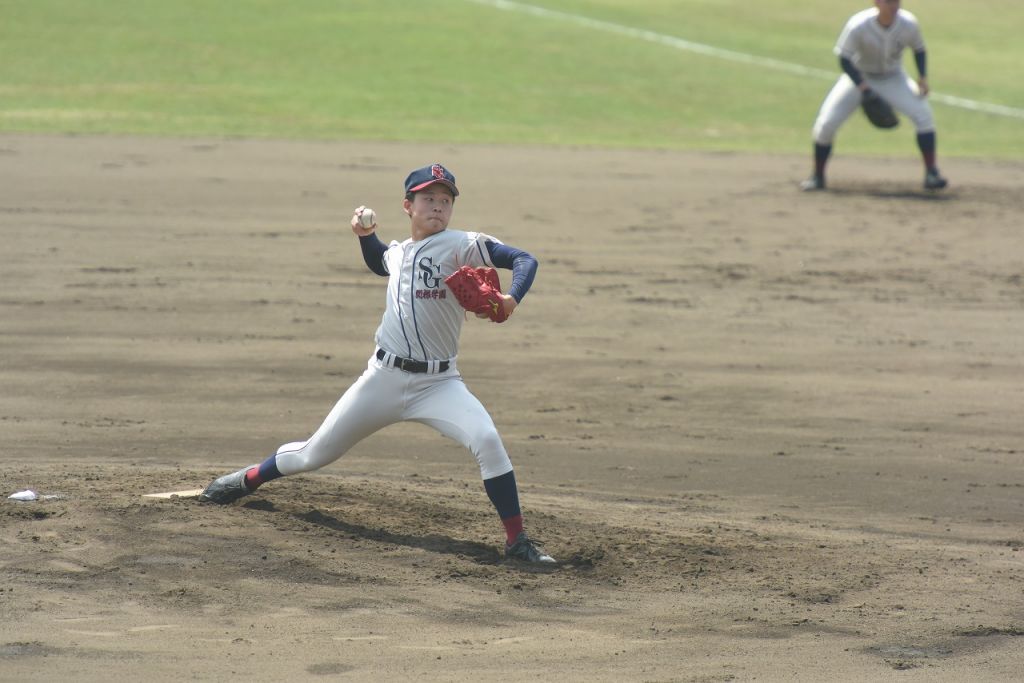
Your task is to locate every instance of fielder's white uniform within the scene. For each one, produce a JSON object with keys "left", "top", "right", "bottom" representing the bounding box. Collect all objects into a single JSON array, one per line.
[
  {"left": 272, "top": 229, "right": 514, "bottom": 480},
  {"left": 813, "top": 8, "right": 935, "bottom": 143}
]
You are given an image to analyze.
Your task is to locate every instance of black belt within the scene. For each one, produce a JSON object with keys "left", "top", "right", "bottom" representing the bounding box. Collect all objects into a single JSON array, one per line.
[{"left": 376, "top": 348, "right": 450, "bottom": 374}]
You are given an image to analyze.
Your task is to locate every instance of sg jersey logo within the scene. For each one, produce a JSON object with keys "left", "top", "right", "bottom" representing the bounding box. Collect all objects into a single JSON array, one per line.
[
  {"left": 418, "top": 257, "right": 442, "bottom": 289},
  {"left": 415, "top": 257, "right": 447, "bottom": 300}
]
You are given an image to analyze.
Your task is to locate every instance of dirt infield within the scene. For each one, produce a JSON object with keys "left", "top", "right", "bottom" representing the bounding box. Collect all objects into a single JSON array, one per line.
[{"left": 2, "top": 134, "right": 1023, "bottom": 681}]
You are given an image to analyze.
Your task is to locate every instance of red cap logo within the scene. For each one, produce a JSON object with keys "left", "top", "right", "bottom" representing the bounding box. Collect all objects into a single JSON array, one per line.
[{"left": 431, "top": 164, "right": 446, "bottom": 180}]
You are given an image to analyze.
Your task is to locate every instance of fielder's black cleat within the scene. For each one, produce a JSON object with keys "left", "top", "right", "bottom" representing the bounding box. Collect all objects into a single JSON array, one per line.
[
  {"left": 505, "top": 531, "right": 556, "bottom": 565},
  {"left": 799, "top": 174, "right": 826, "bottom": 192},
  {"left": 924, "top": 168, "right": 948, "bottom": 190},
  {"left": 199, "top": 466, "right": 255, "bottom": 504}
]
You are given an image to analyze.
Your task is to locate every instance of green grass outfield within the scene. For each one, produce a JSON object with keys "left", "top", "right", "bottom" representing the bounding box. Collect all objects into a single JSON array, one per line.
[{"left": 1, "top": 0, "right": 1021, "bottom": 158}]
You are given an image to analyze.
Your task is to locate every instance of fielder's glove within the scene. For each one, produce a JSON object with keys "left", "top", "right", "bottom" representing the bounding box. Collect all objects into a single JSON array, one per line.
[
  {"left": 444, "top": 266, "right": 510, "bottom": 323},
  {"left": 861, "top": 90, "right": 899, "bottom": 129}
]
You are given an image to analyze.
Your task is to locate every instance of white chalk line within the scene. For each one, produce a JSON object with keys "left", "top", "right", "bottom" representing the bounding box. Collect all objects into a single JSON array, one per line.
[{"left": 467, "top": 0, "right": 1024, "bottom": 120}]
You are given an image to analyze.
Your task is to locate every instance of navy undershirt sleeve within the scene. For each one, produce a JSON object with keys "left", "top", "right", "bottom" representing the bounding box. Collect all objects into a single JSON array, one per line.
[
  {"left": 839, "top": 56, "right": 864, "bottom": 86},
  {"left": 359, "top": 233, "right": 389, "bottom": 276},
  {"left": 914, "top": 50, "right": 927, "bottom": 78},
  {"left": 486, "top": 240, "right": 538, "bottom": 303}
]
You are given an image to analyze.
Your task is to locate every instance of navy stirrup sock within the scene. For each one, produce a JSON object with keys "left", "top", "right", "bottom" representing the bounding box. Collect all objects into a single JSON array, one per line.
[
  {"left": 814, "top": 143, "right": 832, "bottom": 177},
  {"left": 483, "top": 471, "right": 523, "bottom": 545},
  {"left": 916, "top": 131, "right": 937, "bottom": 169},
  {"left": 245, "top": 455, "right": 283, "bottom": 490}
]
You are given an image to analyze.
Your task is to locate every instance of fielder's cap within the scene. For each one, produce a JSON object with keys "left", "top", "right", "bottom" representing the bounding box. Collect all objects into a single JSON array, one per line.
[{"left": 404, "top": 163, "right": 459, "bottom": 197}]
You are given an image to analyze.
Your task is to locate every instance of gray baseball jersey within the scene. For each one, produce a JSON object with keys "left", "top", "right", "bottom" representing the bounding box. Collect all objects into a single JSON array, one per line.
[
  {"left": 813, "top": 7, "right": 935, "bottom": 143},
  {"left": 835, "top": 8, "right": 925, "bottom": 77},
  {"left": 375, "top": 229, "right": 499, "bottom": 361}
]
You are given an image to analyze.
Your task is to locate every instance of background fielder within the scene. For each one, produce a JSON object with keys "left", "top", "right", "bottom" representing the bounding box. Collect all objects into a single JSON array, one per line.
[
  {"left": 801, "top": 0, "right": 948, "bottom": 191},
  {"left": 200, "top": 163, "right": 556, "bottom": 565}
]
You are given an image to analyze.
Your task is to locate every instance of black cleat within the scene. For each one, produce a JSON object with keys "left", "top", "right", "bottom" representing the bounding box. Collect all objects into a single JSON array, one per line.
[
  {"left": 199, "top": 466, "right": 255, "bottom": 504},
  {"left": 800, "top": 174, "right": 826, "bottom": 192},
  {"left": 505, "top": 531, "right": 556, "bottom": 565},
  {"left": 924, "top": 168, "right": 948, "bottom": 190}
]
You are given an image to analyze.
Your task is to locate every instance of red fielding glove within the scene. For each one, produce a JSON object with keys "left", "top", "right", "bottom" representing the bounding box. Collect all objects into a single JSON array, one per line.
[{"left": 444, "top": 266, "right": 510, "bottom": 323}]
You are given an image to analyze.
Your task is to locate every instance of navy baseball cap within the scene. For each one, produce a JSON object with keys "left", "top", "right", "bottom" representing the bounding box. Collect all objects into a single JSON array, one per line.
[{"left": 404, "top": 163, "right": 459, "bottom": 197}]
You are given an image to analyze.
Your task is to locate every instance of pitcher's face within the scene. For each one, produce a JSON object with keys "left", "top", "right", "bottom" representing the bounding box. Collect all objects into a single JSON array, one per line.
[{"left": 404, "top": 185, "right": 454, "bottom": 238}]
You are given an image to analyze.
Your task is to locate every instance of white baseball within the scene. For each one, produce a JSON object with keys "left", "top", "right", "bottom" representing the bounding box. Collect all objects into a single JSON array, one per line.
[{"left": 359, "top": 207, "right": 376, "bottom": 229}]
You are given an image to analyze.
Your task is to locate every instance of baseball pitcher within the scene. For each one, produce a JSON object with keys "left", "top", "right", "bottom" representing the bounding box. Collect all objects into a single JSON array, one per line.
[{"left": 200, "top": 163, "right": 555, "bottom": 565}]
